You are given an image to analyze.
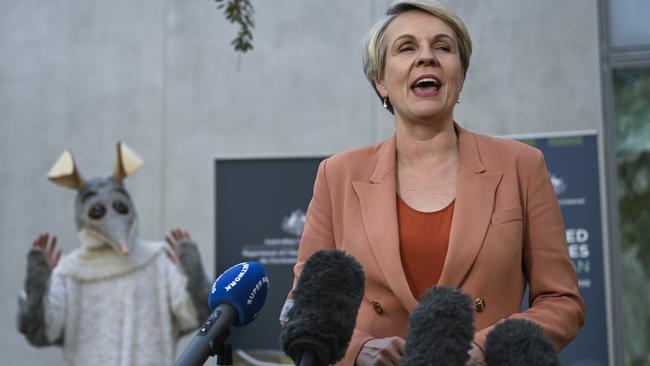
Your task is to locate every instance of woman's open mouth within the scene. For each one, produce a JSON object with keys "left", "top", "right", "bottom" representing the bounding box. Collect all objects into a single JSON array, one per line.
[{"left": 411, "top": 75, "right": 441, "bottom": 97}]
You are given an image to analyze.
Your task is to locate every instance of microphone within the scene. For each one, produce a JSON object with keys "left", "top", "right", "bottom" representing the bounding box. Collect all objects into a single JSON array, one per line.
[
  {"left": 484, "top": 318, "right": 559, "bottom": 366},
  {"left": 175, "top": 262, "right": 269, "bottom": 366},
  {"left": 281, "top": 250, "right": 365, "bottom": 366},
  {"left": 401, "top": 286, "right": 475, "bottom": 366}
]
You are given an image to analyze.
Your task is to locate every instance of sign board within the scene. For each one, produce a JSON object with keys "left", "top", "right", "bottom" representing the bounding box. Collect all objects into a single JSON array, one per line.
[
  {"left": 515, "top": 132, "right": 608, "bottom": 366},
  {"left": 215, "top": 157, "right": 323, "bottom": 362}
]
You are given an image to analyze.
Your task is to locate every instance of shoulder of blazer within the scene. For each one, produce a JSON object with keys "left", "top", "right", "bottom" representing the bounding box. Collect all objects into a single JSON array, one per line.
[
  {"left": 323, "top": 138, "right": 392, "bottom": 182},
  {"left": 470, "top": 131, "right": 544, "bottom": 173}
]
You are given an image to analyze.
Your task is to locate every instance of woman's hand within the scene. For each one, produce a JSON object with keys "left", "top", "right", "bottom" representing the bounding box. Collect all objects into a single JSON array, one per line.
[
  {"left": 356, "top": 336, "right": 405, "bottom": 366},
  {"left": 465, "top": 342, "right": 486, "bottom": 366}
]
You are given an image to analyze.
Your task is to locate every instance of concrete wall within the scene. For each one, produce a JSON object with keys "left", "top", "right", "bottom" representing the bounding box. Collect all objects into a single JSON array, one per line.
[{"left": 0, "top": 0, "right": 601, "bottom": 364}]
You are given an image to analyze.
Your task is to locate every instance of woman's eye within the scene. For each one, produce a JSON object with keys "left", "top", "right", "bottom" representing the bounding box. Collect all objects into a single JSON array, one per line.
[
  {"left": 88, "top": 203, "right": 107, "bottom": 220},
  {"left": 399, "top": 45, "right": 415, "bottom": 53},
  {"left": 112, "top": 200, "right": 130, "bottom": 215},
  {"left": 435, "top": 45, "right": 450, "bottom": 52}
]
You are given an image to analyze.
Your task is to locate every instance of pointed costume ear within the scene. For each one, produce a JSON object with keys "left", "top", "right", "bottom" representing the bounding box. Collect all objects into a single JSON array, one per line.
[
  {"left": 113, "top": 142, "right": 143, "bottom": 182},
  {"left": 48, "top": 150, "right": 85, "bottom": 190}
]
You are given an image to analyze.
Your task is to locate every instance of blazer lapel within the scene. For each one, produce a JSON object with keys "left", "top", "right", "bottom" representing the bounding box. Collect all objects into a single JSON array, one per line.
[
  {"left": 353, "top": 136, "right": 419, "bottom": 311},
  {"left": 352, "top": 125, "right": 502, "bottom": 307},
  {"left": 438, "top": 125, "right": 503, "bottom": 288}
]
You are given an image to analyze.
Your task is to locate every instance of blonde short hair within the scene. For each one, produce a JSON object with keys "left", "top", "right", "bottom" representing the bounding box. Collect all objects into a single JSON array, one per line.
[{"left": 363, "top": 0, "right": 472, "bottom": 89}]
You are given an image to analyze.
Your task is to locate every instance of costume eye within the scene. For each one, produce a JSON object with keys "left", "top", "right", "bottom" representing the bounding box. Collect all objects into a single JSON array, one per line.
[
  {"left": 112, "top": 200, "right": 130, "bottom": 215},
  {"left": 88, "top": 203, "right": 106, "bottom": 220}
]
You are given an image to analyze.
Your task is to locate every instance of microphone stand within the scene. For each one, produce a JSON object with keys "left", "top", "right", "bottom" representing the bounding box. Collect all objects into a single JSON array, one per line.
[
  {"left": 215, "top": 343, "right": 233, "bottom": 366},
  {"left": 296, "top": 349, "right": 322, "bottom": 366}
]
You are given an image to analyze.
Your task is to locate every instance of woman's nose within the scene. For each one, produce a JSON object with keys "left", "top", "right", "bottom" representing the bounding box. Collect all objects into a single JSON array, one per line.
[{"left": 416, "top": 48, "right": 439, "bottom": 67}]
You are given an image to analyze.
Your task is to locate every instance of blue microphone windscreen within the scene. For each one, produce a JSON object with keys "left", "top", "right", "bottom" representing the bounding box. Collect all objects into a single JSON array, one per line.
[{"left": 209, "top": 262, "right": 269, "bottom": 327}]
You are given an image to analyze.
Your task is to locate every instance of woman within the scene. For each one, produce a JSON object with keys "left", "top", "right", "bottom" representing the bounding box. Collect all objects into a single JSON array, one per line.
[{"left": 282, "top": 1, "right": 584, "bottom": 365}]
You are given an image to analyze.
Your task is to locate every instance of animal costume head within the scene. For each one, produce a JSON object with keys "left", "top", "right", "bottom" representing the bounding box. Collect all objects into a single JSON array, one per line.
[{"left": 47, "top": 142, "right": 143, "bottom": 256}]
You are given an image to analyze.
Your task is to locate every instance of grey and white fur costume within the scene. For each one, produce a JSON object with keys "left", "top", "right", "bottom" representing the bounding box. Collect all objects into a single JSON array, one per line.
[{"left": 17, "top": 143, "right": 211, "bottom": 366}]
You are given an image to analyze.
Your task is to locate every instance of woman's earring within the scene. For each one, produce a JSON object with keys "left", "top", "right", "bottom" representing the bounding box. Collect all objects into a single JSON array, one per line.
[
  {"left": 456, "top": 96, "right": 461, "bottom": 104},
  {"left": 383, "top": 97, "right": 388, "bottom": 109}
]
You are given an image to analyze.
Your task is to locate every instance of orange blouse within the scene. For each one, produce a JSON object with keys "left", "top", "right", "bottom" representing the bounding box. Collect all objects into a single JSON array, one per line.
[{"left": 397, "top": 195, "right": 455, "bottom": 299}]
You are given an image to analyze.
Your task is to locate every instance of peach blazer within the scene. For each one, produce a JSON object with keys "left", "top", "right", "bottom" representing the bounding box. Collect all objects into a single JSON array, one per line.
[{"left": 288, "top": 124, "right": 584, "bottom": 365}]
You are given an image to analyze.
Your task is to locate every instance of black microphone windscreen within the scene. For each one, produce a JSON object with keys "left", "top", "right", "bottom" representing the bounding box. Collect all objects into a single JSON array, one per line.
[
  {"left": 281, "top": 249, "right": 365, "bottom": 365},
  {"left": 402, "top": 286, "right": 474, "bottom": 366},
  {"left": 484, "top": 318, "right": 559, "bottom": 366}
]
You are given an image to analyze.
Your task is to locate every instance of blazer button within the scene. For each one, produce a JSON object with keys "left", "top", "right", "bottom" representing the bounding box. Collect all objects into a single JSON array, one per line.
[
  {"left": 473, "top": 297, "right": 486, "bottom": 313},
  {"left": 371, "top": 300, "right": 384, "bottom": 315}
]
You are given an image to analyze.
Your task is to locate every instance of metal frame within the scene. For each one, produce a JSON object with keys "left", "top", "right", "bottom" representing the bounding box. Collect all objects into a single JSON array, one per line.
[
  {"left": 500, "top": 129, "right": 597, "bottom": 140},
  {"left": 597, "top": 1, "right": 624, "bottom": 365},
  {"left": 610, "top": 46, "right": 650, "bottom": 69},
  {"left": 597, "top": 0, "right": 650, "bottom": 364}
]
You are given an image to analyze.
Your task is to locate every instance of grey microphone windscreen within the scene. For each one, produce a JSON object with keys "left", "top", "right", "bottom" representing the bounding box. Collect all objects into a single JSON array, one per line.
[
  {"left": 402, "top": 286, "right": 474, "bottom": 366},
  {"left": 485, "top": 318, "right": 560, "bottom": 366},
  {"left": 281, "top": 250, "right": 365, "bottom": 365}
]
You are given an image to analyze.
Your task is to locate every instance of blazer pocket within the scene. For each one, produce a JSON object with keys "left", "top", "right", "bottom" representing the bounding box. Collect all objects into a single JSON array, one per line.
[{"left": 491, "top": 207, "right": 523, "bottom": 225}]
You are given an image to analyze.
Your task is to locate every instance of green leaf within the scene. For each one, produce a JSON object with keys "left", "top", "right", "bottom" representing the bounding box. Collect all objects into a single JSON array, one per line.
[{"left": 213, "top": 0, "right": 255, "bottom": 54}]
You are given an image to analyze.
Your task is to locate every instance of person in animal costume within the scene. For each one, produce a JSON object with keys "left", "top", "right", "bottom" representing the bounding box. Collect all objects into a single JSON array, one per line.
[{"left": 17, "top": 142, "right": 212, "bottom": 366}]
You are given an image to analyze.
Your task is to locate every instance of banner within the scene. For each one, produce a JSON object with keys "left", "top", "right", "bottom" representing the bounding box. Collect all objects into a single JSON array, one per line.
[{"left": 515, "top": 131, "right": 608, "bottom": 366}]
